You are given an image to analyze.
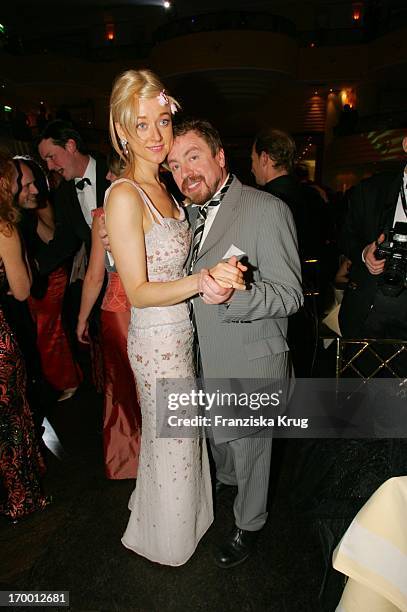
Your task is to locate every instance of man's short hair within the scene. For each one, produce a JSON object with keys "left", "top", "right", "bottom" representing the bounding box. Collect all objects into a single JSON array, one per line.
[
  {"left": 173, "top": 118, "right": 223, "bottom": 157},
  {"left": 253, "top": 128, "right": 296, "bottom": 173},
  {"left": 38, "top": 119, "right": 87, "bottom": 154}
]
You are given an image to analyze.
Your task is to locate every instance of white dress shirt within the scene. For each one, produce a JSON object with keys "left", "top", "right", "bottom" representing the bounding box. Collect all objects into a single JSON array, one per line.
[
  {"left": 75, "top": 156, "right": 97, "bottom": 227},
  {"left": 196, "top": 173, "right": 230, "bottom": 253}
]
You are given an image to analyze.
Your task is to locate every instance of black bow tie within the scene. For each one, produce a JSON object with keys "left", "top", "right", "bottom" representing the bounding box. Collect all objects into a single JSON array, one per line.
[{"left": 76, "top": 177, "right": 91, "bottom": 190}]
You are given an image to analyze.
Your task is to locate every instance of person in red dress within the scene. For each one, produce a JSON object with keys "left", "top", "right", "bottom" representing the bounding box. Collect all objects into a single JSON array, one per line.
[
  {"left": 12, "top": 156, "right": 83, "bottom": 402},
  {"left": 77, "top": 153, "right": 141, "bottom": 479}
]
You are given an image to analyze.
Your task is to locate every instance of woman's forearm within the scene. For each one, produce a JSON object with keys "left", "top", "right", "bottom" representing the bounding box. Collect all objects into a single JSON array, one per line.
[
  {"left": 78, "top": 276, "right": 104, "bottom": 324},
  {"left": 126, "top": 273, "right": 199, "bottom": 308}
]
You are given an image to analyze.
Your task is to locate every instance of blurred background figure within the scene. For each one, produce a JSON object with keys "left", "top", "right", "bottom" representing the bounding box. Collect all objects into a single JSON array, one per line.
[
  {"left": 13, "top": 156, "right": 83, "bottom": 402},
  {"left": 77, "top": 151, "right": 141, "bottom": 479},
  {"left": 0, "top": 152, "right": 49, "bottom": 521}
]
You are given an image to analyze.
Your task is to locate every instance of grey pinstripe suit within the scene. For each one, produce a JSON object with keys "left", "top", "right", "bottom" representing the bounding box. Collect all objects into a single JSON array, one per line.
[{"left": 189, "top": 176, "right": 303, "bottom": 530}]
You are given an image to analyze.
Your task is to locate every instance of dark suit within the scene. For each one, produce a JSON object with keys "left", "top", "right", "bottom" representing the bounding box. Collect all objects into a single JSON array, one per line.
[
  {"left": 262, "top": 175, "right": 328, "bottom": 375},
  {"left": 339, "top": 167, "right": 406, "bottom": 339},
  {"left": 36, "top": 156, "right": 109, "bottom": 275}
]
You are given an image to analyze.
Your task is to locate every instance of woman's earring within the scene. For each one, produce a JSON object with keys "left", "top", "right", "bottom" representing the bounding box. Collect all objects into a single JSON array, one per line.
[{"left": 120, "top": 138, "right": 129, "bottom": 156}]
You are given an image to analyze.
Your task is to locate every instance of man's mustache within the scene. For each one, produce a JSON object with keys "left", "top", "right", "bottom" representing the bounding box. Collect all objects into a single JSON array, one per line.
[{"left": 182, "top": 175, "right": 205, "bottom": 192}]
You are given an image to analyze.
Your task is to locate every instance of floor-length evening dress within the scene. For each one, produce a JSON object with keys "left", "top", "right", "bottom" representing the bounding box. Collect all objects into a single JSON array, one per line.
[
  {"left": 0, "top": 261, "right": 48, "bottom": 520},
  {"left": 108, "top": 179, "right": 213, "bottom": 566},
  {"left": 92, "top": 207, "right": 141, "bottom": 480}
]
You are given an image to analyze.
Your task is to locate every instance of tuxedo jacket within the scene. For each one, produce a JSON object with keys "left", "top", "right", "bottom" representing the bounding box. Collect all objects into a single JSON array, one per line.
[
  {"left": 36, "top": 156, "right": 109, "bottom": 275},
  {"left": 188, "top": 176, "right": 303, "bottom": 441},
  {"left": 339, "top": 167, "right": 405, "bottom": 338}
]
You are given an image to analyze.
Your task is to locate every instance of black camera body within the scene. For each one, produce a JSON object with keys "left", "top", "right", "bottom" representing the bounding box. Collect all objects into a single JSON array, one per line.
[{"left": 374, "top": 222, "right": 407, "bottom": 297}]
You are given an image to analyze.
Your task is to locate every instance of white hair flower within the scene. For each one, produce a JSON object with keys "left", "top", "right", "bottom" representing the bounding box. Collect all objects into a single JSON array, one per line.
[{"left": 157, "top": 90, "right": 169, "bottom": 106}]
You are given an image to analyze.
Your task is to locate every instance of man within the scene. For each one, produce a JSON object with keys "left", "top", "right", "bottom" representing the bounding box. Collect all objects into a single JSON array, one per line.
[
  {"left": 38, "top": 120, "right": 109, "bottom": 354},
  {"left": 251, "top": 128, "right": 326, "bottom": 264},
  {"left": 38, "top": 120, "right": 109, "bottom": 275},
  {"left": 339, "top": 135, "right": 407, "bottom": 340},
  {"left": 250, "top": 128, "right": 327, "bottom": 376},
  {"left": 167, "top": 119, "right": 303, "bottom": 568}
]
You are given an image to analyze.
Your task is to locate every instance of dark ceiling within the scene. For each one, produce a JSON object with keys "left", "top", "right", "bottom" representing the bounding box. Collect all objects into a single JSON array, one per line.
[{"left": 1, "top": 0, "right": 405, "bottom": 58}]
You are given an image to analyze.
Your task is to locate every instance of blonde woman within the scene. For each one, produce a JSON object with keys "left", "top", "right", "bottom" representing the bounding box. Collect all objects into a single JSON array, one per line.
[{"left": 105, "top": 69, "right": 244, "bottom": 565}]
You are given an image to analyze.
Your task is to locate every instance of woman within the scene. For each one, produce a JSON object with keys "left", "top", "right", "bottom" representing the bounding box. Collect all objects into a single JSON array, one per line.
[
  {"left": 13, "top": 156, "right": 82, "bottom": 402},
  {"left": 77, "top": 152, "right": 141, "bottom": 480},
  {"left": 0, "top": 152, "right": 49, "bottom": 521},
  {"left": 105, "top": 69, "right": 244, "bottom": 566}
]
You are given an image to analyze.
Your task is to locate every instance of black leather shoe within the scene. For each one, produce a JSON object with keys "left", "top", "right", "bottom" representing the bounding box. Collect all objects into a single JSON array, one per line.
[{"left": 214, "top": 527, "right": 259, "bottom": 568}]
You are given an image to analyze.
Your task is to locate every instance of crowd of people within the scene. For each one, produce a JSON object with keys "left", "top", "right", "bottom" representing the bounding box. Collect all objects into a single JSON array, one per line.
[{"left": 1, "top": 66, "right": 406, "bottom": 578}]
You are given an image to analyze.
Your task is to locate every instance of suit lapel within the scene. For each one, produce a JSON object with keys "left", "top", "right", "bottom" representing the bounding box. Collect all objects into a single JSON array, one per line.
[
  {"left": 95, "top": 157, "right": 109, "bottom": 207},
  {"left": 195, "top": 177, "right": 242, "bottom": 263},
  {"left": 379, "top": 171, "right": 404, "bottom": 231}
]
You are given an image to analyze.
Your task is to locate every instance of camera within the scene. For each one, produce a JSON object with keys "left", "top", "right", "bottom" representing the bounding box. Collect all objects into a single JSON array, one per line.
[{"left": 375, "top": 222, "right": 407, "bottom": 297}]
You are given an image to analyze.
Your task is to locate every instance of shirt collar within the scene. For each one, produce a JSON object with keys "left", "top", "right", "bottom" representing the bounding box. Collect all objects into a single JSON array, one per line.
[{"left": 75, "top": 155, "right": 96, "bottom": 186}]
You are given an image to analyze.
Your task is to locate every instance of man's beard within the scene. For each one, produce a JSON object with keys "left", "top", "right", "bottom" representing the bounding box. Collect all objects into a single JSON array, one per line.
[{"left": 181, "top": 175, "right": 216, "bottom": 205}]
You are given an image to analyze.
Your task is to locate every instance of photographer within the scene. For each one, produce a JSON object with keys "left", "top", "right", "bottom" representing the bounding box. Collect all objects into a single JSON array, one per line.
[{"left": 339, "top": 136, "right": 407, "bottom": 340}]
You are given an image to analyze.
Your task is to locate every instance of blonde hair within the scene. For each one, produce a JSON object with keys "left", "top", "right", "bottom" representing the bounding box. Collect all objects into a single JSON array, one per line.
[{"left": 109, "top": 69, "right": 180, "bottom": 173}]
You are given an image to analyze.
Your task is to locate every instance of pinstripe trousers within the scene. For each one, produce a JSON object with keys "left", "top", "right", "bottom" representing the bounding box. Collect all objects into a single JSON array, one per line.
[{"left": 209, "top": 434, "right": 272, "bottom": 531}]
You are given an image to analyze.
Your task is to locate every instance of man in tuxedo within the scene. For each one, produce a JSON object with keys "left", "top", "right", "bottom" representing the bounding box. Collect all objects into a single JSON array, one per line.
[
  {"left": 339, "top": 135, "right": 407, "bottom": 340},
  {"left": 38, "top": 120, "right": 109, "bottom": 274},
  {"left": 38, "top": 120, "right": 109, "bottom": 354},
  {"left": 167, "top": 119, "right": 303, "bottom": 568}
]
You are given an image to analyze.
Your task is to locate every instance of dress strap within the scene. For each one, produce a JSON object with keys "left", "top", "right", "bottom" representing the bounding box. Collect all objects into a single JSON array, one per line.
[{"left": 104, "top": 178, "right": 164, "bottom": 225}]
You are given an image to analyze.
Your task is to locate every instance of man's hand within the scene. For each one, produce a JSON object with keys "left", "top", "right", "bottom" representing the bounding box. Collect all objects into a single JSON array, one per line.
[
  {"left": 98, "top": 213, "right": 111, "bottom": 252},
  {"left": 199, "top": 273, "right": 235, "bottom": 304},
  {"left": 363, "top": 233, "right": 385, "bottom": 275}
]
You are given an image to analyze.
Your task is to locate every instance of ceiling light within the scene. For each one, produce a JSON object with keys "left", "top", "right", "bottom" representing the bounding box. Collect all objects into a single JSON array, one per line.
[{"left": 164, "top": 1, "right": 171, "bottom": 8}]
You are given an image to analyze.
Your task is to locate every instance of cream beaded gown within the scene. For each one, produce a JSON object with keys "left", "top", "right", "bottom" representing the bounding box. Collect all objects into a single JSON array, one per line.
[{"left": 110, "top": 179, "right": 213, "bottom": 566}]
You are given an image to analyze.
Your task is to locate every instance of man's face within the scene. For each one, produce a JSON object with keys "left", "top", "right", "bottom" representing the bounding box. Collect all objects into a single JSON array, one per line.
[
  {"left": 167, "top": 131, "right": 226, "bottom": 205},
  {"left": 38, "top": 138, "right": 77, "bottom": 181},
  {"left": 250, "top": 145, "right": 266, "bottom": 186},
  {"left": 15, "top": 163, "right": 38, "bottom": 209}
]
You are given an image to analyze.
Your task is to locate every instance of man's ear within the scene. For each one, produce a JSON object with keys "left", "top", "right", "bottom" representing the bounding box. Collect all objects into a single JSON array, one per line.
[
  {"left": 65, "top": 138, "right": 77, "bottom": 154},
  {"left": 402, "top": 136, "right": 407, "bottom": 155},
  {"left": 216, "top": 147, "right": 226, "bottom": 168},
  {"left": 260, "top": 151, "right": 269, "bottom": 167}
]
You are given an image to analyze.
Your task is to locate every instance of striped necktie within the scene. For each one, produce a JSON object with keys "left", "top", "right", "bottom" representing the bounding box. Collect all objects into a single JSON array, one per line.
[
  {"left": 189, "top": 174, "right": 233, "bottom": 273},
  {"left": 188, "top": 174, "right": 233, "bottom": 370}
]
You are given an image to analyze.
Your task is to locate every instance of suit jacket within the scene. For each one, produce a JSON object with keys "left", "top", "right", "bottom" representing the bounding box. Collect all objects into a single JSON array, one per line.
[
  {"left": 36, "top": 156, "right": 109, "bottom": 275},
  {"left": 338, "top": 167, "right": 404, "bottom": 338},
  {"left": 189, "top": 177, "right": 303, "bottom": 441},
  {"left": 263, "top": 175, "right": 327, "bottom": 262}
]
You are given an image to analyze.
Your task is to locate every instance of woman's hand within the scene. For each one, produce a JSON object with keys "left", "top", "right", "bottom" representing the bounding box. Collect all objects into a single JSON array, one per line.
[
  {"left": 209, "top": 256, "right": 247, "bottom": 290},
  {"left": 76, "top": 319, "right": 90, "bottom": 344}
]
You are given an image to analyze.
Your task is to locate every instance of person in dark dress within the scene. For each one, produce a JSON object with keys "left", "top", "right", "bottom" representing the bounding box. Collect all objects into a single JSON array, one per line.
[{"left": 0, "top": 152, "right": 49, "bottom": 521}]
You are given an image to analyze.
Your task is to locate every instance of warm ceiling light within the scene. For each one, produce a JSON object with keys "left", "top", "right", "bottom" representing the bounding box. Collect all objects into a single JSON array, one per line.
[
  {"left": 164, "top": 1, "right": 171, "bottom": 8},
  {"left": 352, "top": 2, "right": 363, "bottom": 22},
  {"left": 105, "top": 23, "right": 115, "bottom": 41}
]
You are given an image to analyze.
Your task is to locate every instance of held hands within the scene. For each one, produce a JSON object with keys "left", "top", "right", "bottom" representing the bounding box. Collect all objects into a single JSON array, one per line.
[
  {"left": 363, "top": 233, "right": 385, "bottom": 275},
  {"left": 198, "top": 256, "right": 247, "bottom": 305},
  {"left": 209, "top": 256, "right": 247, "bottom": 289}
]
